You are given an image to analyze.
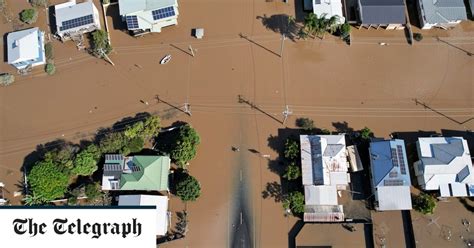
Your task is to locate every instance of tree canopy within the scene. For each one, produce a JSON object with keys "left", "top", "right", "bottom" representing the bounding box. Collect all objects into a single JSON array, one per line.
[
  {"left": 20, "top": 8, "right": 38, "bottom": 24},
  {"left": 71, "top": 145, "right": 99, "bottom": 176},
  {"left": 28, "top": 160, "right": 69, "bottom": 201},
  {"left": 284, "top": 138, "right": 299, "bottom": 161},
  {"left": 171, "top": 124, "right": 200, "bottom": 167},
  {"left": 176, "top": 173, "right": 201, "bottom": 202},
  {"left": 283, "top": 162, "right": 301, "bottom": 180},
  {"left": 413, "top": 193, "right": 436, "bottom": 215},
  {"left": 91, "top": 30, "right": 112, "bottom": 58},
  {"left": 283, "top": 191, "right": 305, "bottom": 215},
  {"left": 296, "top": 117, "right": 314, "bottom": 131}
]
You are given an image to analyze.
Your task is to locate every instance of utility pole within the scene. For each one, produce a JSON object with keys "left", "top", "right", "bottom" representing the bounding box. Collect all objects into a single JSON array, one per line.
[
  {"left": 280, "top": 34, "right": 286, "bottom": 57},
  {"left": 184, "top": 103, "right": 192, "bottom": 116},
  {"left": 98, "top": 48, "right": 115, "bottom": 66},
  {"left": 188, "top": 45, "right": 195, "bottom": 57},
  {"left": 282, "top": 105, "right": 292, "bottom": 124}
]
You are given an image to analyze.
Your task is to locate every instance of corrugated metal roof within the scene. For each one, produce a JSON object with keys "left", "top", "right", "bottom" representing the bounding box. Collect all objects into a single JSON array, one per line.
[
  {"left": 359, "top": 0, "right": 406, "bottom": 24},
  {"left": 119, "top": 0, "right": 177, "bottom": 15},
  {"left": 7, "top": 28, "right": 41, "bottom": 64},
  {"left": 304, "top": 185, "right": 338, "bottom": 205},
  {"left": 120, "top": 156, "right": 170, "bottom": 191},
  {"left": 55, "top": 0, "right": 100, "bottom": 33},
  {"left": 118, "top": 195, "right": 169, "bottom": 235},
  {"left": 376, "top": 186, "right": 412, "bottom": 210}
]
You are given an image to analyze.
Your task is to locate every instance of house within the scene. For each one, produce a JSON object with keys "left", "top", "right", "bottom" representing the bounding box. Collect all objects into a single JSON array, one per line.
[
  {"left": 7, "top": 28, "right": 46, "bottom": 70},
  {"left": 417, "top": 0, "right": 468, "bottom": 29},
  {"left": 119, "top": 0, "right": 179, "bottom": 35},
  {"left": 54, "top": 0, "right": 101, "bottom": 41},
  {"left": 414, "top": 137, "right": 474, "bottom": 197},
  {"left": 357, "top": 0, "right": 406, "bottom": 29},
  {"left": 118, "top": 194, "right": 170, "bottom": 236},
  {"left": 300, "top": 135, "right": 350, "bottom": 222},
  {"left": 305, "top": 0, "right": 345, "bottom": 23},
  {"left": 101, "top": 154, "right": 170, "bottom": 191},
  {"left": 369, "top": 140, "right": 412, "bottom": 211}
]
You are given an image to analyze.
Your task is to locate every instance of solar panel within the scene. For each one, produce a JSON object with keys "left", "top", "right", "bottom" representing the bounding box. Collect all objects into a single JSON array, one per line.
[
  {"left": 152, "top": 7, "right": 175, "bottom": 21},
  {"left": 391, "top": 148, "right": 399, "bottom": 167},
  {"left": 130, "top": 166, "right": 141, "bottom": 172},
  {"left": 104, "top": 164, "right": 123, "bottom": 172},
  {"left": 397, "top": 145, "right": 407, "bottom": 175},
  {"left": 126, "top": 15, "right": 139, "bottom": 29},
  {"left": 60, "top": 14, "right": 94, "bottom": 32},
  {"left": 384, "top": 179, "right": 404, "bottom": 186}
]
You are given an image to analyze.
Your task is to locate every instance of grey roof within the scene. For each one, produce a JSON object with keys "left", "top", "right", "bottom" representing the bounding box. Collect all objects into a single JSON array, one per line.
[
  {"left": 421, "top": 139, "right": 464, "bottom": 165},
  {"left": 358, "top": 0, "right": 406, "bottom": 24},
  {"left": 471, "top": 0, "right": 474, "bottom": 14},
  {"left": 323, "top": 144, "right": 344, "bottom": 157},
  {"left": 419, "top": 0, "right": 467, "bottom": 24}
]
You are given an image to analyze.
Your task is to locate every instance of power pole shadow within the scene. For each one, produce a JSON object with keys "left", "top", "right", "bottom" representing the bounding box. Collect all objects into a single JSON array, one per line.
[
  {"left": 239, "top": 33, "right": 281, "bottom": 57},
  {"left": 155, "top": 95, "right": 191, "bottom": 117},
  {"left": 436, "top": 37, "right": 473, "bottom": 56},
  {"left": 413, "top": 98, "right": 474, "bottom": 126},
  {"left": 238, "top": 95, "right": 283, "bottom": 125}
]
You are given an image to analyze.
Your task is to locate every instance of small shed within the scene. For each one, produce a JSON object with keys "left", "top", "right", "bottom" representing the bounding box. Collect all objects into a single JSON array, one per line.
[{"left": 193, "top": 28, "right": 204, "bottom": 39}]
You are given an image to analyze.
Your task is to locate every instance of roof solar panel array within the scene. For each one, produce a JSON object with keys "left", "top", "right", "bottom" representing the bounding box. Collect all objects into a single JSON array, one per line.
[
  {"left": 104, "top": 163, "right": 123, "bottom": 172},
  {"left": 397, "top": 145, "right": 407, "bottom": 174},
  {"left": 126, "top": 15, "right": 139, "bottom": 29},
  {"left": 384, "top": 179, "right": 404, "bottom": 186},
  {"left": 105, "top": 154, "right": 124, "bottom": 162},
  {"left": 152, "top": 7, "right": 175, "bottom": 21},
  {"left": 60, "top": 14, "right": 94, "bottom": 31}
]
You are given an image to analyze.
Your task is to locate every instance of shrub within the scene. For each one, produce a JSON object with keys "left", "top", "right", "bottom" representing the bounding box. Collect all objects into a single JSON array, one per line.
[
  {"left": 141, "top": 115, "right": 161, "bottom": 138},
  {"left": 91, "top": 30, "right": 112, "bottom": 58},
  {"left": 414, "top": 33, "right": 423, "bottom": 42},
  {"left": 283, "top": 162, "right": 301, "bottom": 180},
  {"left": 85, "top": 182, "right": 102, "bottom": 201},
  {"left": 44, "top": 43, "right": 53, "bottom": 61},
  {"left": 284, "top": 139, "right": 299, "bottom": 160},
  {"left": 320, "top": 128, "right": 331, "bottom": 135},
  {"left": 171, "top": 124, "right": 200, "bottom": 168},
  {"left": 20, "top": 8, "right": 38, "bottom": 24},
  {"left": 28, "top": 160, "right": 69, "bottom": 201},
  {"left": 413, "top": 193, "right": 436, "bottom": 215},
  {"left": 176, "top": 173, "right": 201, "bottom": 202},
  {"left": 0, "top": 73, "right": 15, "bottom": 86},
  {"left": 283, "top": 191, "right": 305, "bottom": 215},
  {"left": 45, "top": 63, "right": 56, "bottom": 75},
  {"left": 30, "top": 0, "right": 48, "bottom": 7},
  {"left": 296, "top": 118, "right": 314, "bottom": 131},
  {"left": 71, "top": 145, "right": 99, "bottom": 176},
  {"left": 339, "top": 23, "right": 351, "bottom": 38}
]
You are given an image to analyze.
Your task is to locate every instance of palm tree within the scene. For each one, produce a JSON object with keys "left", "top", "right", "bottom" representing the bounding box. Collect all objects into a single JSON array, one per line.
[
  {"left": 325, "top": 15, "right": 340, "bottom": 35},
  {"left": 303, "top": 13, "right": 318, "bottom": 38},
  {"left": 23, "top": 193, "right": 46, "bottom": 206}
]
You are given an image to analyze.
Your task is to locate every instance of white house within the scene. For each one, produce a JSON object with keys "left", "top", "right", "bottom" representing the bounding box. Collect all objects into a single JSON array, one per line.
[
  {"left": 118, "top": 194, "right": 170, "bottom": 236},
  {"left": 414, "top": 137, "right": 474, "bottom": 197},
  {"left": 7, "top": 28, "right": 46, "bottom": 70},
  {"left": 54, "top": 0, "right": 101, "bottom": 41},
  {"left": 300, "top": 135, "right": 350, "bottom": 222},
  {"left": 369, "top": 140, "right": 412, "bottom": 211},
  {"left": 417, "top": 0, "right": 467, "bottom": 29},
  {"left": 313, "top": 0, "right": 345, "bottom": 23},
  {"left": 119, "top": 0, "right": 179, "bottom": 35}
]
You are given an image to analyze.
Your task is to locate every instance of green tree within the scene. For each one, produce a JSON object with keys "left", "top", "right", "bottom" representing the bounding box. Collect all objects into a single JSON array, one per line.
[
  {"left": 171, "top": 124, "right": 201, "bottom": 167},
  {"left": 85, "top": 182, "right": 102, "bottom": 201},
  {"left": 45, "top": 63, "right": 56, "bottom": 75},
  {"left": 339, "top": 23, "right": 351, "bottom": 39},
  {"left": 324, "top": 15, "right": 340, "bottom": 36},
  {"left": 126, "top": 136, "right": 144, "bottom": 153},
  {"left": 20, "top": 8, "right": 38, "bottom": 24},
  {"left": 23, "top": 193, "right": 47, "bottom": 206},
  {"left": 28, "top": 160, "right": 69, "bottom": 201},
  {"left": 283, "top": 162, "right": 301, "bottom": 180},
  {"left": 283, "top": 191, "right": 305, "bottom": 214},
  {"left": 296, "top": 117, "right": 314, "bottom": 131},
  {"left": 124, "top": 121, "right": 144, "bottom": 139},
  {"left": 71, "top": 145, "right": 99, "bottom": 176},
  {"left": 284, "top": 139, "right": 299, "bottom": 161},
  {"left": 413, "top": 193, "right": 436, "bottom": 215},
  {"left": 91, "top": 30, "right": 112, "bottom": 58},
  {"left": 141, "top": 115, "right": 161, "bottom": 138},
  {"left": 176, "top": 173, "right": 201, "bottom": 202},
  {"left": 360, "top": 127, "right": 373, "bottom": 140},
  {"left": 99, "top": 132, "right": 127, "bottom": 154}
]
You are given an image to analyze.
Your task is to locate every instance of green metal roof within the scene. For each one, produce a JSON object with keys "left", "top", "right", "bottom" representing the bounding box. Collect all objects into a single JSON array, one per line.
[{"left": 120, "top": 156, "right": 170, "bottom": 191}]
